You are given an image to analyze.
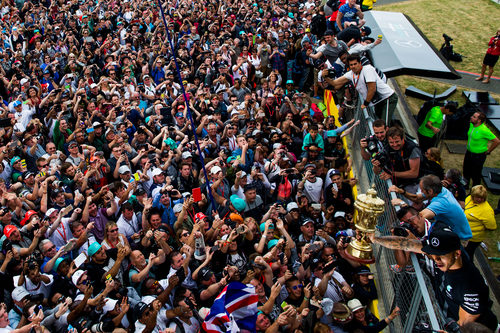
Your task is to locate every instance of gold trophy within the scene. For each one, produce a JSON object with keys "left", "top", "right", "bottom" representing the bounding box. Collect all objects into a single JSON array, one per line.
[{"left": 345, "top": 186, "right": 385, "bottom": 263}]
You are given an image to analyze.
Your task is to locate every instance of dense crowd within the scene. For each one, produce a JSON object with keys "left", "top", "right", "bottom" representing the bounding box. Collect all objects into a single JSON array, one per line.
[{"left": 0, "top": 0, "right": 498, "bottom": 331}]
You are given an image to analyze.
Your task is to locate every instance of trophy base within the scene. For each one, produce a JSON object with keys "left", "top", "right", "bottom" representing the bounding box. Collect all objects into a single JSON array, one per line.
[{"left": 345, "top": 239, "right": 375, "bottom": 264}]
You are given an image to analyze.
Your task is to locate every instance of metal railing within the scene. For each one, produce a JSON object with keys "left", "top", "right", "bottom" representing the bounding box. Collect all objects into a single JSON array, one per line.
[{"left": 344, "top": 101, "right": 445, "bottom": 332}]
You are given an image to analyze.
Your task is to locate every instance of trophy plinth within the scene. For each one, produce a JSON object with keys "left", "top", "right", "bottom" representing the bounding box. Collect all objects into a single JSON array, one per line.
[{"left": 345, "top": 186, "right": 385, "bottom": 263}]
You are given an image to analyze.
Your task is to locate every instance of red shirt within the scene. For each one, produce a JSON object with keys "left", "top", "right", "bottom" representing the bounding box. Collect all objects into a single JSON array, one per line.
[{"left": 487, "top": 36, "right": 500, "bottom": 56}]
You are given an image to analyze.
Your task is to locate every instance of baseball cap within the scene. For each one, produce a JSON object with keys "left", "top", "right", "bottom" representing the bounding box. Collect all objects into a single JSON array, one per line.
[
  {"left": 20, "top": 78, "right": 29, "bottom": 85},
  {"left": 360, "top": 26, "right": 372, "bottom": 35},
  {"left": 355, "top": 266, "right": 373, "bottom": 275},
  {"left": 151, "top": 168, "right": 163, "bottom": 177},
  {"left": 12, "top": 287, "right": 30, "bottom": 302},
  {"left": 286, "top": 202, "right": 299, "bottom": 212},
  {"left": 45, "top": 208, "right": 59, "bottom": 217},
  {"left": 175, "top": 112, "right": 184, "bottom": 118},
  {"left": 10, "top": 156, "right": 21, "bottom": 166},
  {"left": 199, "top": 267, "right": 214, "bottom": 281},
  {"left": 102, "top": 298, "right": 119, "bottom": 314},
  {"left": 13, "top": 101, "right": 22, "bottom": 107},
  {"left": 54, "top": 257, "right": 68, "bottom": 272},
  {"left": 329, "top": 169, "right": 341, "bottom": 178},
  {"left": 181, "top": 151, "right": 192, "bottom": 159},
  {"left": 4, "top": 225, "right": 18, "bottom": 238},
  {"left": 304, "top": 163, "right": 316, "bottom": 170},
  {"left": 302, "top": 218, "right": 314, "bottom": 226},
  {"left": 421, "top": 228, "right": 460, "bottom": 255},
  {"left": 20, "top": 210, "right": 37, "bottom": 227},
  {"left": 87, "top": 242, "right": 102, "bottom": 257},
  {"left": 68, "top": 141, "right": 78, "bottom": 148},
  {"left": 326, "top": 130, "right": 338, "bottom": 138},
  {"left": 286, "top": 79, "right": 294, "bottom": 85},
  {"left": 92, "top": 121, "right": 103, "bottom": 128},
  {"left": 71, "top": 269, "right": 87, "bottom": 286},
  {"left": 195, "top": 212, "right": 207, "bottom": 220},
  {"left": 22, "top": 171, "right": 34, "bottom": 180},
  {"left": 134, "top": 302, "right": 150, "bottom": 319},
  {"left": 259, "top": 222, "right": 274, "bottom": 233},
  {"left": 90, "top": 83, "right": 98, "bottom": 89},
  {"left": 305, "top": 28, "right": 311, "bottom": 32},
  {"left": 230, "top": 195, "right": 246, "bottom": 212},
  {"left": 267, "top": 239, "right": 279, "bottom": 249},
  {"left": 118, "top": 165, "right": 131, "bottom": 174},
  {"left": 210, "top": 166, "right": 222, "bottom": 175}
]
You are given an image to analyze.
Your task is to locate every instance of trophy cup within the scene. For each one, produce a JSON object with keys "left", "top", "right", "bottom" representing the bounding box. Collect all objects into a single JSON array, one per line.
[{"left": 345, "top": 185, "right": 385, "bottom": 263}]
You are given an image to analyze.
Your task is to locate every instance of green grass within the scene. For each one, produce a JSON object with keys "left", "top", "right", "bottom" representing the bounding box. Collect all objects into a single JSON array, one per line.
[{"left": 377, "top": 0, "right": 500, "bottom": 73}]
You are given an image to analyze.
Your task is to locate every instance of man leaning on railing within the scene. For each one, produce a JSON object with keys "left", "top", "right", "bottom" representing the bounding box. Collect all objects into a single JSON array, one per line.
[{"left": 368, "top": 227, "right": 498, "bottom": 331}]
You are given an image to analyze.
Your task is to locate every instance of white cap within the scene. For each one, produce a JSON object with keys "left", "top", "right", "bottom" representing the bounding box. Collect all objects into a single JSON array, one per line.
[
  {"left": 102, "top": 298, "right": 118, "bottom": 314},
  {"left": 334, "top": 211, "right": 346, "bottom": 218},
  {"left": 181, "top": 151, "right": 193, "bottom": 159},
  {"left": 239, "top": 171, "right": 247, "bottom": 178},
  {"left": 90, "top": 83, "right": 98, "bottom": 89},
  {"left": 273, "top": 143, "right": 281, "bottom": 150},
  {"left": 118, "top": 165, "right": 131, "bottom": 174},
  {"left": 151, "top": 168, "right": 163, "bottom": 177},
  {"left": 20, "top": 78, "right": 29, "bottom": 85},
  {"left": 210, "top": 166, "right": 222, "bottom": 175},
  {"left": 267, "top": 93, "right": 274, "bottom": 98},
  {"left": 71, "top": 270, "right": 86, "bottom": 286},
  {"left": 286, "top": 202, "right": 299, "bottom": 212},
  {"left": 12, "top": 287, "right": 30, "bottom": 302},
  {"left": 92, "top": 121, "right": 102, "bottom": 128},
  {"left": 45, "top": 207, "right": 59, "bottom": 217}
]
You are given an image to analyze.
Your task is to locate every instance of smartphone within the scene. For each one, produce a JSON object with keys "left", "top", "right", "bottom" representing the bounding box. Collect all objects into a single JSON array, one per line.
[
  {"left": 278, "top": 252, "right": 285, "bottom": 264},
  {"left": 236, "top": 225, "right": 245, "bottom": 234},
  {"left": 332, "top": 183, "right": 338, "bottom": 192},
  {"left": 61, "top": 239, "right": 75, "bottom": 253},
  {"left": 393, "top": 227, "right": 409, "bottom": 237},
  {"left": 192, "top": 187, "right": 202, "bottom": 202},
  {"left": 323, "top": 260, "right": 337, "bottom": 273},
  {"left": 280, "top": 301, "right": 288, "bottom": 310},
  {"left": 86, "top": 127, "right": 94, "bottom": 133},
  {"left": 106, "top": 274, "right": 112, "bottom": 281},
  {"left": 73, "top": 252, "right": 87, "bottom": 268},
  {"left": 176, "top": 268, "right": 186, "bottom": 281},
  {"left": 132, "top": 172, "right": 140, "bottom": 181}
]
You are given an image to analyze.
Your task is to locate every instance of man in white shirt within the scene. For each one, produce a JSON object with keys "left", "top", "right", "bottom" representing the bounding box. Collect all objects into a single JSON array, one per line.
[{"left": 326, "top": 53, "right": 398, "bottom": 123}]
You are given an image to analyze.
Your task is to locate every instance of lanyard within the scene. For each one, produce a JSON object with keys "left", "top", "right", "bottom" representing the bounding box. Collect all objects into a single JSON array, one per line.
[
  {"left": 352, "top": 67, "right": 363, "bottom": 88},
  {"left": 56, "top": 223, "right": 67, "bottom": 242}
]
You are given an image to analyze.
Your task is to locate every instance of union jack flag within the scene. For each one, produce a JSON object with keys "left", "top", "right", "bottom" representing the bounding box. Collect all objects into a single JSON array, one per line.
[{"left": 202, "top": 282, "right": 258, "bottom": 333}]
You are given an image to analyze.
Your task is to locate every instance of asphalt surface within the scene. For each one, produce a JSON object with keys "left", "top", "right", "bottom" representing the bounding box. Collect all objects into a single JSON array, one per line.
[{"left": 434, "top": 70, "right": 500, "bottom": 96}]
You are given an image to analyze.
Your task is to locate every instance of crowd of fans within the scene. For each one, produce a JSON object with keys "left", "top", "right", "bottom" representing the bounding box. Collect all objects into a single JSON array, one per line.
[{"left": 0, "top": 0, "right": 498, "bottom": 331}]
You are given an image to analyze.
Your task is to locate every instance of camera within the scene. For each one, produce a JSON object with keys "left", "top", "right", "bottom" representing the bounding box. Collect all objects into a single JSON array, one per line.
[
  {"left": 393, "top": 226, "right": 409, "bottom": 237},
  {"left": 326, "top": 68, "right": 337, "bottom": 78},
  {"left": 442, "top": 33, "right": 453, "bottom": 44},
  {"left": 363, "top": 135, "right": 379, "bottom": 155}
]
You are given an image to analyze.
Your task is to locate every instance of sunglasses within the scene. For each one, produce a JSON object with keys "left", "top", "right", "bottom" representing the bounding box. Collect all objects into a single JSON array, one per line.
[
  {"left": 108, "top": 228, "right": 118, "bottom": 233},
  {"left": 291, "top": 284, "right": 303, "bottom": 290}
]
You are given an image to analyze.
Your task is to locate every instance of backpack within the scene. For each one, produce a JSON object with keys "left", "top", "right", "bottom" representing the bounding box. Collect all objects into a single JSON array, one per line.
[
  {"left": 416, "top": 99, "right": 443, "bottom": 126},
  {"left": 310, "top": 14, "right": 326, "bottom": 37}
]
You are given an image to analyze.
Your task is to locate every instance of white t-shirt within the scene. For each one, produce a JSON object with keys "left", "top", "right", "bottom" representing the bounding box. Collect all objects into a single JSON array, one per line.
[
  {"left": 313, "top": 271, "right": 346, "bottom": 303},
  {"left": 304, "top": 177, "right": 323, "bottom": 203},
  {"left": 168, "top": 317, "right": 201, "bottom": 333},
  {"left": 343, "top": 65, "right": 394, "bottom": 105}
]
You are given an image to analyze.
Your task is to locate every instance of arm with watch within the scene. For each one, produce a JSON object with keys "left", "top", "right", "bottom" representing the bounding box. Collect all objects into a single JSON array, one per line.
[{"left": 361, "top": 81, "right": 377, "bottom": 109}]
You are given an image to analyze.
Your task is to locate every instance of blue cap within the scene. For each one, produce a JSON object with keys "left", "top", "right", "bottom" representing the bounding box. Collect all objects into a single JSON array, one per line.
[
  {"left": 288, "top": 12, "right": 294, "bottom": 19},
  {"left": 230, "top": 194, "right": 246, "bottom": 212},
  {"left": 175, "top": 112, "right": 184, "bottom": 118},
  {"left": 87, "top": 242, "right": 102, "bottom": 257},
  {"left": 54, "top": 257, "right": 65, "bottom": 272},
  {"left": 10, "top": 156, "right": 21, "bottom": 166},
  {"left": 239, "top": 31, "right": 246, "bottom": 35},
  {"left": 268, "top": 239, "right": 279, "bottom": 249},
  {"left": 260, "top": 222, "right": 274, "bottom": 233},
  {"left": 13, "top": 101, "right": 22, "bottom": 107},
  {"left": 326, "top": 130, "right": 338, "bottom": 138},
  {"left": 145, "top": 116, "right": 151, "bottom": 123},
  {"left": 286, "top": 80, "right": 294, "bottom": 84}
]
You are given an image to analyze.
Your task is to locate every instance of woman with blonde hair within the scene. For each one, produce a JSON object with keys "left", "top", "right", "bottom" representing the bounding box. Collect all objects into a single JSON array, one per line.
[
  {"left": 102, "top": 221, "right": 130, "bottom": 250},
  {"left": 464, "top": 185, "right": 497, "bottom": 260}
]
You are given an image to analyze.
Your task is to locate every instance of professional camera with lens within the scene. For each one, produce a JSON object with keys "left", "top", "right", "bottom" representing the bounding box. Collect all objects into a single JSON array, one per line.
[
  {"left": 364, "top": 135, "right": 379, "bottom": 155},
  {"left": 327, "top": 68, "right": 337, "bottom": 78}
]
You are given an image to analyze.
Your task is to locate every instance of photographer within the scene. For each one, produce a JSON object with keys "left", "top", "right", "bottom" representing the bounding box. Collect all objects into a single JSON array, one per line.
[
  {"left": 359, "top": 119, "right": 387, "bottom": 161},
  {"left": 373, "top": 126, "right": 422, "bottom": 194},
  {"left": 475, "top": 29, "right": 500, "bottom": 84}
]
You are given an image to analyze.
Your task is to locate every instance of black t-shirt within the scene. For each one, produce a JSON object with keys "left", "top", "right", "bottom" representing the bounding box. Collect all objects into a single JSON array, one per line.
[
  {"left": 84, "top": 248, "right": 118, "bottom": 294},
  {"left": 441, "top": 258, "right": 498, "bottom": 331}
]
